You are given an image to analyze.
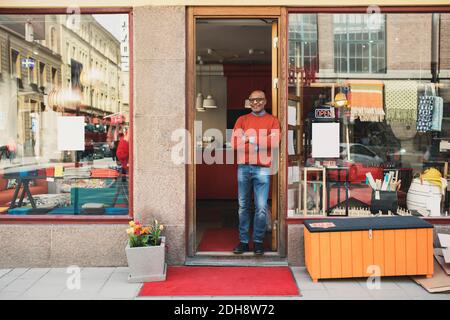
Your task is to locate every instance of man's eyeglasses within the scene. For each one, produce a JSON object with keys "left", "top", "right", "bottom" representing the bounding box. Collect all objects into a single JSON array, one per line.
[{"left": 248, "top": 98, "right": 266, "bottom": 104}]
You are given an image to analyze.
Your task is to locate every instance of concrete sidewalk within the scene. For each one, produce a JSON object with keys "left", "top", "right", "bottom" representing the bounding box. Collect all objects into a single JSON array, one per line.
[{"left": 0, "top": 267, "right": 449, "bottom": 300}]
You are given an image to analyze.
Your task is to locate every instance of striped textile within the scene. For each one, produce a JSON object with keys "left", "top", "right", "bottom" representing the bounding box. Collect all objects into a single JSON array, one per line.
[{"left": 347, "top": 80, "right": 385, "bottom": 122}]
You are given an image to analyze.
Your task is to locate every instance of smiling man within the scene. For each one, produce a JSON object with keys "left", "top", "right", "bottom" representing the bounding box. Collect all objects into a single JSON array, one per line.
[{"left": 231, "top": 90, "right": 280, "bottom": 255}]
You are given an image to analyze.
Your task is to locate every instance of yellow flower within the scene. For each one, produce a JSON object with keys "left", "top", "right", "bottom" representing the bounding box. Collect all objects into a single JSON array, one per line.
[
  {"left": 159, "top": 225, "right": 164, "bottom": 231},
  {"left": 154, "top": 219, "right": 158, "bottom": 225},
  {"left": 126, "top": 228, "right": 134, "bottom": 234},
  {"left": 129, "top": 221, "right": 135, "bottom": 227}
]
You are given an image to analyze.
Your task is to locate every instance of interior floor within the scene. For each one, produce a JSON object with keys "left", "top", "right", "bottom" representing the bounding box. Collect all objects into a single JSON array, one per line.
[{"left": 196, "top": 199, "right": 273, "bottom": 252}]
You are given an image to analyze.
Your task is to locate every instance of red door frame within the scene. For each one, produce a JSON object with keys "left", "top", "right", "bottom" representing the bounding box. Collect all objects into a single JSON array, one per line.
[{"left": 0, "top": 7, "right": 133, "bottom": 224}]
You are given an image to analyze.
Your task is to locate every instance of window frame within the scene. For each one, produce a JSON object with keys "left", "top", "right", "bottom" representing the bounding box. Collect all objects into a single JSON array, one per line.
[
  {"left": 333, "top": 13, "right": 386, "bottom": 74},
  {"left": 288, "top": 13, "right": 319, "bottom": 72},
  {"left": 0, "top": 7, "right": 133, "bottom": 224},
  {"left": 286, "top": 5, "right": 450, "bottom": 225}
]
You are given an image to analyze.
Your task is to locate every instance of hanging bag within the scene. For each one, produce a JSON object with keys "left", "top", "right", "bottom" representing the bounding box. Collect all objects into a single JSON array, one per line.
[
  {"left": 416, "top": 83, "right": 435, "bottom": 133},
  {"left": 431, "top": 83, "right": 443, "bottom": 131}
]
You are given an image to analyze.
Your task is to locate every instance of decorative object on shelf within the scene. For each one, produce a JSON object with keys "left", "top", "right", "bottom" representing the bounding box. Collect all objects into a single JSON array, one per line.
[
  {"left": 347, "top": 80, "right": 384, "bottom": 122},
  {"left": 125, "top": 219, "right": 166, "bottom": 283},
  {"left": 407, "top": 168, "right": 448, "bottom": 217},
  {"left": 384, "top": 80, "right": 418, "bottom": 124}
]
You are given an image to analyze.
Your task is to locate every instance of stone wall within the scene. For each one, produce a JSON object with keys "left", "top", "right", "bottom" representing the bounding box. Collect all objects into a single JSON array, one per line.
[
  {"left": 132, "top": 6, "right": 186, "bottom": 265},
  {"left": 0, "top": 225, "right": 128, "bottom": 268}
]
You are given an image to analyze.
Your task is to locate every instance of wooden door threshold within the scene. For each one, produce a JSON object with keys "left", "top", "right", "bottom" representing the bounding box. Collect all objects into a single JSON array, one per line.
[{"left": 186, "top": 253, "right": 288, "bottom": 266}]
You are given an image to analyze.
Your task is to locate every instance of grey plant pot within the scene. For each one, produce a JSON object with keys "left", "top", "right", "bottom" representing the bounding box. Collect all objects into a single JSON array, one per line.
[{"left": 125, "top": 236, "right": 167, "bottom": 283}]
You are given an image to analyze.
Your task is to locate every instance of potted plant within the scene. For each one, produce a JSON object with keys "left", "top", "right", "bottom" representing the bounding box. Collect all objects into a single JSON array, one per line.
[{"left": 125, "top": 219, "right": 167, "bottom": 283}]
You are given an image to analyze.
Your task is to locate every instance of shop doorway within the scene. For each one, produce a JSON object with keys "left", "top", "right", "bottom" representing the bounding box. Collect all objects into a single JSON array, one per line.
[{"left": 189, "top": 15, "right": 282, "bottom": 258}]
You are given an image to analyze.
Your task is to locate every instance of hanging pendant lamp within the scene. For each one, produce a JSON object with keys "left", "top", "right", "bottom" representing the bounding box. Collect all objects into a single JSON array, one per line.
[
  {"left": 203, "top": 64, "right": 217, "bottom": 109},
  {"left": 195, "top": 92, "right": 205, "bottom": 111},
  {"left": 203, "top": 95, "right": 217, "bottom": 109}
]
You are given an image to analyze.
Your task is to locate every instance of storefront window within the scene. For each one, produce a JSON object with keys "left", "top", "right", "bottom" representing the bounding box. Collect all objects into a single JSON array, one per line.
[
  {"left": 0, "top": 13, "right": 130, "bottom": 217},
  {"left": 288, "top": 12, "right": 450, "bottom": 218}
]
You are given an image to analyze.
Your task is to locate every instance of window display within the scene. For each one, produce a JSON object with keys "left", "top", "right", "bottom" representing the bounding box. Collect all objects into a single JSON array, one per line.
[
  {"left": 0, "top": 13, "right": 130, "bottom": 216},
  {"left": 288, "top": 12, "right": 450, "bottom": 218}
]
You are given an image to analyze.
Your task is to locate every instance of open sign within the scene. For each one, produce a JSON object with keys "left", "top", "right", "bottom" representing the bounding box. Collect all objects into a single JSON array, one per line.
[{"left": 315, "top": 108, "right": 335, "bottom": 119}]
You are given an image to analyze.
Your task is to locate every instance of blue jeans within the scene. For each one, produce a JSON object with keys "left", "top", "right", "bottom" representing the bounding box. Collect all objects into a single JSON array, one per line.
[{"left": 237, "top": 164, "right": 271, "bottom": 244}]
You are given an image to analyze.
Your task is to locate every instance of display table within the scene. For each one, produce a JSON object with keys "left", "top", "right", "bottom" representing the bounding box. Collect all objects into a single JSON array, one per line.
[
  {"left": 6, "top": 174, "right": 127, "bottom": 212},
  {"left": 304, "top": 216, "right": 434, "bottom": 282}
]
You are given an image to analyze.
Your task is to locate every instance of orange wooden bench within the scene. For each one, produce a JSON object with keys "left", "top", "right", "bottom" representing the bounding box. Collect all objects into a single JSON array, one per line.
[{"left": 304, "top": 216, "right": 434, "bottom": 282}]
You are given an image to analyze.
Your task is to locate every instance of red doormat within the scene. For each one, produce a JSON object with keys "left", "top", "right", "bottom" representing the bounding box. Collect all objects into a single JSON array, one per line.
[
  {"left": 139, "top": 266, "right": 300, "bottom": 296},
  {"left": 197, "top": 228, "right": 271, "bottom": 252}
]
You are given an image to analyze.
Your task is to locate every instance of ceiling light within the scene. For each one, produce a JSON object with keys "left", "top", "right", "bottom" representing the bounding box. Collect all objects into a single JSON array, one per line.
[{"left": 203, "top": 95, "right": 217, "bottom": 109}]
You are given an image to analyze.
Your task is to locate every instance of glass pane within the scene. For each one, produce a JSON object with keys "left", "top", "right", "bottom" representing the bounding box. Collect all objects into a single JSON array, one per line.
[
  {"left": 349, "top": 43, "right": 356, "bottom": 58},
  {"left": 0, "top": 13, "right": 130, "bottom": 216},
  {"left": 288, "top": 14, "right": 318, "bottom": 69},
  {"left": 362, "top": 44, "right": 369, "bottom": 58},
  {"left": 362, "top": 57, "right": 369, "bottom": 72},
  {"left": 349, "top": 58, "right": 356, "bottom": 73},
  {"left": 356, "top": 58, "right": 362, "bottom": 71}
]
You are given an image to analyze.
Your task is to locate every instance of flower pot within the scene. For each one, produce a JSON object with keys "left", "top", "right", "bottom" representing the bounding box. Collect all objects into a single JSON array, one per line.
[{"left": 125, "top": 236, "right": 167, "bottom": 283}]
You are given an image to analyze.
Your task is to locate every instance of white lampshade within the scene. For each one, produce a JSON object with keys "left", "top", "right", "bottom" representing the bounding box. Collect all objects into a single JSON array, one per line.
[
  {"left": 203, "top": 95, "right": 217, "bottom": 109},
  {"left": 195, "top": 93, "right": 204, "bottom": 109}
]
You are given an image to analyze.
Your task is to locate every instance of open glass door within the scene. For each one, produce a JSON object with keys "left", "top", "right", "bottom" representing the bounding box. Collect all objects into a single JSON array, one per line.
[{"left": 270, "top": 20, "right": 279, "bottom": 251}]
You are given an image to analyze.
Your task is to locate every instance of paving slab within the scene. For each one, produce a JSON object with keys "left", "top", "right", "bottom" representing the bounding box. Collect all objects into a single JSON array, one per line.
[
  {"left": 298, "top": 289, "right": 330, "bottom": 300},
  {"left": 326, "top": 288, "right": 372, "bottom": 300},
  {"left": 0, "top": 269, "right": 12, "bottom": 279},
  {"left": 98, "top": 270, "right": 142, "bottom": 299},
  {"left": 368, "top": 289, "right": 410, "bottom": 300},
  {"left": 0, "top": 268, "right": 29, "bottom": 291},
  {"left": 1, "top": 268, "right": 50, "bottom": 294}
]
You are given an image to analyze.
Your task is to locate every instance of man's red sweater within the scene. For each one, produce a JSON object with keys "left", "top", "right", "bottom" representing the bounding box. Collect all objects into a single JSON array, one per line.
[{"left": 231, "top": 112, "right": 280, "bottom": 167}]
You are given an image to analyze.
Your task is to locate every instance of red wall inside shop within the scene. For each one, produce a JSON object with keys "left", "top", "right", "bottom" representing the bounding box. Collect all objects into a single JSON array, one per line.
[
  {"left": 196, "top": 64, "right": 272, "bottom": 200},
  {"left": 224, "top": 64, "right": 272, "bottom": 110}
]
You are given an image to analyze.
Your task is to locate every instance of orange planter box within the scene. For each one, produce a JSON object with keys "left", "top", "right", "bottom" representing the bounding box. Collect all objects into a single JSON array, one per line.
[{"left": 304, "top": 217, "right": 434, "bottom": 282}]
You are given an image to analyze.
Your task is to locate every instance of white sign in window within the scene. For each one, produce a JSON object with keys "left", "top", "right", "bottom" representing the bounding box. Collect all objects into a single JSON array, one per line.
[
  {"left": 312, "top": 122, "right": 340, "bottom": 158},
  {"left": 57, "top": 116, "right": 85, "bottom": 151}
]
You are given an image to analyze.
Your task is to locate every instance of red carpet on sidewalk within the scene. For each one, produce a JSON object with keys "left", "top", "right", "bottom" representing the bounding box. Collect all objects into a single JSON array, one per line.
[
  {"left": 139, "top": 266, "right": 300, "bottom": 296},
  {"left": 197, "top": 228, "right": 271, "bottom": 252}
]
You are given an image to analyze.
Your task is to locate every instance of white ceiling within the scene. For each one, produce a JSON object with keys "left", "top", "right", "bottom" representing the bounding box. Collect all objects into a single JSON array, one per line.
[{"left": 196, "top": 19, "right": 273, "bottom": 65}]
